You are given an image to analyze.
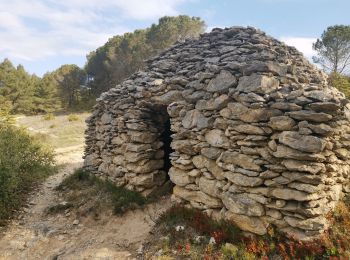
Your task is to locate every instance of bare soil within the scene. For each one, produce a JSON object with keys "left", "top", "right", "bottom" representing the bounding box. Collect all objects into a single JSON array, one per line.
[{"left": 0, "top": 145, "right": 171, "bottom": 260}]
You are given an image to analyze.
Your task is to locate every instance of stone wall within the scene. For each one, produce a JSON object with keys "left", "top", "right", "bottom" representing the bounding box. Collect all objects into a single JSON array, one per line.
[{"left": 84, "top": 27, "right": 350, "bottom": 240}]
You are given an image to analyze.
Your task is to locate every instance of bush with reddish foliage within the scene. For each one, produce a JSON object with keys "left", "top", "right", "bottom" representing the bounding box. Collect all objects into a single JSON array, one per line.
[{"left": 156, "top": 197, "right": 350, "bottom": 259}]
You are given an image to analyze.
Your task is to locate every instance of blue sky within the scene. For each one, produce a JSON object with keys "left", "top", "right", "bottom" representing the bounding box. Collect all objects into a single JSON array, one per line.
[{"left": 0, "top": 0, "right": 349, "bottom": 76}]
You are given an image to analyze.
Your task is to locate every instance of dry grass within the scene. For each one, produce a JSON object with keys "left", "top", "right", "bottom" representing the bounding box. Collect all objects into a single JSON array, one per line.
[{"left": 15, "top": 113, "right": 89, "bottom": 149}]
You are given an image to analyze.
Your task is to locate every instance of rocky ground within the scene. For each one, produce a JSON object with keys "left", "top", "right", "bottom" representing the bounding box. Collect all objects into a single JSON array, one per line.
[{"left": 0, "top": 145, "right": 171, "bottom": 260}]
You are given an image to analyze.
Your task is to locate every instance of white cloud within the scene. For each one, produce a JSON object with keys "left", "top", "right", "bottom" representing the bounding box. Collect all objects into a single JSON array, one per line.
[
  {"left": 280, "top": 36, "right": 317, "bottom": 59},
  {"left": 0, "top": 12, "right": 24, "bottom": 31},
  {"left": 114, "top": 0, "right": 186, "bottom": 19},
  {"left": 0, "top": 0, "right": 188, "bottom": 65}
]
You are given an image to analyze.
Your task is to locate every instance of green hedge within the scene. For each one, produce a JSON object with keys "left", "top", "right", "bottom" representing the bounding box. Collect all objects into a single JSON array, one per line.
[{"left": 0, "top": 123, "right": 55, "bottom": 223}]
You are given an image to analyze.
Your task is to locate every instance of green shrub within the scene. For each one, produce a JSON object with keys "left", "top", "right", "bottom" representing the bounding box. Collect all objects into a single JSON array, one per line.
[
  {"left": 42, "top": 113, "right": 55, "bottom": 121},
  {"left": 67, "top": 114, "right": 80, "bottom": 122},
  {"left": 330, "top": 73, "right": 350, "bottom": 98},
  {"left": 0, "top": 123, "right": 55, "bottom": 224},
  {"left": 0, "top": 101, "right": 15, "bottom": 125}
]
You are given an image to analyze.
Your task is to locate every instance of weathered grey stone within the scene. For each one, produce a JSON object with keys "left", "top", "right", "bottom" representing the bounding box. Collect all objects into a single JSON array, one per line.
[
  {"left": 287, "top": 110, "right": 332, "bottom": 122},
  {"left": 287, "top": 182, "right": 320, "bottom": 193},
  {"left": 125, "top": 151, "right": 152, "bottom": 163},
  {"left": 268, "top": 140, "right": 277, "bottom": 151},
  {"left": 129, "top": 131, "right": 158, "bottom": 143},
  {"left": 101, "top": 113, "right": 113, "bottom": 124},
  {"left": 225, "top": 212, "right": 268, "bottom": 235},
  {"left": 199, "top": 177, "right": 219, "bottom": 197},
  {"left": 307, "top": 102, "right": 340, "bottom": 113},
  {"left": 235, "top": 124, "right": 266, "bottom": 135},
  {"left": 271, "top": 188, "right": 321, "bottom": 201},
  {"left": 222, "top": 192, "right": 265, "bottom": 216},
  {"left": 279, "top": 131, "right": 326, "bottom": 153},
  {"left": 239, "top": 108, "right": 282, "bottom": 123},
  {"left": 235, "top": 92, "right": 265, "bottom": 103},
  {"left": 220, "top": 102, "right": 249, "bottom": 119},
  {"left": 201, "top": 147, "right": 223, "bottom": 160},
  {"left": 224, "top": 172, "right": 263, "bottom": 187},
  {"left": 220, "top": 151, "right": 261, "bottom": 171},
  {"left": 284, "top": 216, "right": 328, "bottom": 231},
  {"left": 173, "top": 186, "right": 222, "bottom": 208},
  {"left": 304, "top": 90, "right": 332, "bottom": 102},
  {"left": 192, "top": 155, "right": 225, "bottom": 180},
  {"left": 205, "top": 129, "right": 229, "bottom": 148},
  {"left": 260, "top": 170, "right": 280, "bottom": 179},
  {"left": 129, "top": 172, "right": 165, "bottom": 188},
  {"left": 307, "top": 123, "right": 333, "bottom": 135},
  {"left": 196, "top": 94, "right": 230, "bottom": 110},
  {"left": 84, "top": 154, "right": 100, "bottom": 167},
  {"left": 125, "top": 143, "right": 152, "bottom": 152},
  {"left": 335, "top": 148, "right": 350, "bottom": 159},
  {"left": 274, "top": 145, "right": 326, "bottom": 162},
  {"left": 237, "top": 74, "right": 279, "bottom": 94},
  {"left": 282, "top": 159, "right": 325, "bottom": 174},
  {"left": 271, "top": 102, "right": 302, "bottom": 111},
  {"left": 248, "top": 193, "right": 270, "bottom": 204},
  {"left": 242, "top": 61, "right": 288, "bottom": 76},
  {"left": 281, "top": 172, "right": 322, "bottom": 185},
  {"left": 207, "top": 70, "right": 237, "bottom": 93},
  {"left": 126, "top": 159, "right": 164, "bottom": 174},
  {"left": 152, "top": 90, "right": 183, "bottom": 104},
  {"left": 182, "top": 90, "right": 207, "bottom": 103},
  {"left": 266, "top": 209, "right": 283, "bottom": 219},
  {"left": 182, "top": 109, "right": 213, "bottom": 129},
  {"left": 235, "top": 167, "right": 260, "bottom": 177},
  {"left": 169, "top": 167, "right": 191, "bottom": 186},
  {"left": 171, "top": 140, "right": 197, "bottom": 155},
  {"left": 268, "top": 116, "right": 296, "bottom": 131}
]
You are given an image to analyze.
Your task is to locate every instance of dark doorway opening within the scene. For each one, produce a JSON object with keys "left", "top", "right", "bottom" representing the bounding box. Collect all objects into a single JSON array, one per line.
[
  {"left": 145, "top": 105, "right": 175, "bottom": 198},
  {"left": 160, "top": 117, "right": 174, "bottom": 179}
]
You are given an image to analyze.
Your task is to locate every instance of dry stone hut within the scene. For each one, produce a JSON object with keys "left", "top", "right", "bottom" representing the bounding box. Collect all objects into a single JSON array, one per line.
[{"left": 84, "top": 26, "right": 350, "bottom": 239}]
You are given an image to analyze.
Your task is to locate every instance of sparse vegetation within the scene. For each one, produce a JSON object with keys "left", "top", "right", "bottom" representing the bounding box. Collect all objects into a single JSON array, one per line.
[
  {"left": 329, "top": 72, "right": 350, "bottom": 98},
  {"left": 42, "top": 113, "right": 55, "bottom": 121},
  {"left": 144, "top": 199, "right": 350, "bottom": 259},
  {"left": 67, "top": 113, "right": 80, "bottom": 122},
  {"left": 47, "top": 201, "right": 74, "bottom": 214},
  {"left": 17, "top": 113, "right": 89, "bottom": 149},
  {"left": 56, "top": 169, "right": 147, "bottom": 215},
  {"left": 0, "top": 122, "right": 55, "bottom": 224},
  {"left": 52, "top": 168, "right": 174, "bottom": 221}
]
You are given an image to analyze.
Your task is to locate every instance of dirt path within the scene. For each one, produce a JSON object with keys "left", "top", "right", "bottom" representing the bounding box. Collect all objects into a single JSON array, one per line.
[{"left": 0, "top": 147, "right": 171, "bottom": 260}]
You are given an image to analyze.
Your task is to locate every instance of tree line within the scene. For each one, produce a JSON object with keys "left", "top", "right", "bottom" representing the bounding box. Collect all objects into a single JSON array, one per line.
[
  {"left": 312, "top": 25, "right": 350, "bottom": 97},
  {"left": 0, "top": 15, "right": 205, "bottom": 115},
  {"left": 1, "top": 19, "right": 350, "bottom": 115}
]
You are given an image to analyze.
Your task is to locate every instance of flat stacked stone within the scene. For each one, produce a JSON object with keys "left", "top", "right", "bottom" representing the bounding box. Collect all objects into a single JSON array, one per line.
[{"left": 84, "top": 26, "right": 350, "bottom": 240}]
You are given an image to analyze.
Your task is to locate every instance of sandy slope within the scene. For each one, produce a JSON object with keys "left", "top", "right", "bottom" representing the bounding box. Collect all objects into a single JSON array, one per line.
[{"left": 0, "top": 146, "right": 170, "bottom": 260}]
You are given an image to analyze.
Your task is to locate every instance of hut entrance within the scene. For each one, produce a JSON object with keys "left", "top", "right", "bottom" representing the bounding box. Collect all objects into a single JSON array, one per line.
[
  {"left": 160, "top": 117, "right": 174, "bottom": 179},
  {"left": 144, "top": 103, "right": 174, "bottom": 185}
]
